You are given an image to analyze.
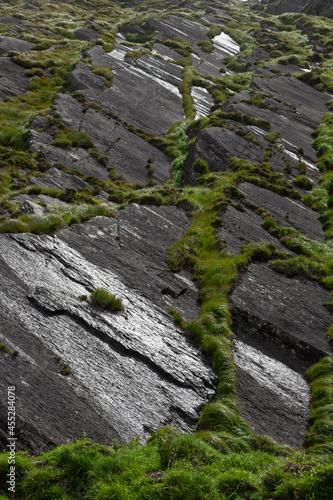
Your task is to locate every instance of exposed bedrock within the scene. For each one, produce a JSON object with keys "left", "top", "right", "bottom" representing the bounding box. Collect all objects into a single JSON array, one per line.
[
  {"left": 219, "top": 180, "right": 331, "bottom": 447},
  {"left": 264, "top": 0, "right": 333, "bottom": 18},
  {"left": 184, "top": 65, "right": 328, "bottom": 185},
  {"left": 231, "top": 263, "right": 332, "bottom": 447},
  {"left": 28, "top": 93, "right": 172, "bottom": 186},
  {"left": 71, "top": 52, "right": 184, "bottom": 137},
  {"left": 0, "top": 205, "right": 217, "bottom": 453}
]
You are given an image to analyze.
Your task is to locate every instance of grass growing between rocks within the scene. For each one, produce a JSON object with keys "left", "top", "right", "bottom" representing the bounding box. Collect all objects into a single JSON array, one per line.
[
  {"left": 1, "top": 1, "right": 333, "bottom": 499},
  {"left": 2, "top": 434, "right": 333, "bottom": 499},
  {"left": 91, "top": 287, "right": 123, "bottom": 311}
]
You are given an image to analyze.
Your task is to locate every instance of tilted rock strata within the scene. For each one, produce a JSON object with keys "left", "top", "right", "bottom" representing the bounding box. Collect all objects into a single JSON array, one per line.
[{"left": 0, "top": 205, "right": 217, "bottom": 452}]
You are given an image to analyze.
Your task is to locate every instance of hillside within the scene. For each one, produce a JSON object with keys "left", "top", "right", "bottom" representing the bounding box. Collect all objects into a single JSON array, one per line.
[{"left": 0, "top": 0, "right": 333, "bottom": 498}]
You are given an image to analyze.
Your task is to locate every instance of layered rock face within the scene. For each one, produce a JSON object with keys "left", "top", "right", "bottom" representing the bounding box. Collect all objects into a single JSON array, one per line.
[
  {"left": 264, "top": 0, "right": 333, "bottom": 17},
  {"left": 0, "top": 205, "right": 217, "bottom": 451},
  {"left": 0, "top": 0, "right": 332, "bottom": 454}
]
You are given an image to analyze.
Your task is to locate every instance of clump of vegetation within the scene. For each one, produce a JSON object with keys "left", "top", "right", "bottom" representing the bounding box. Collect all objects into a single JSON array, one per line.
[{"left": 91, "top": 288, "right": 124, "bottom": 312}]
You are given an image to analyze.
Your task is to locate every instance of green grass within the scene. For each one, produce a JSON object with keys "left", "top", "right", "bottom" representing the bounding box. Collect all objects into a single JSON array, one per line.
[{"left": 91, "top": 288, "right": 124, "bottom": 311}]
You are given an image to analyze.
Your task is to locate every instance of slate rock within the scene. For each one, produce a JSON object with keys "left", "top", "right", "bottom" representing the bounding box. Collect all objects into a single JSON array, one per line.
[
  {"left": 30, "top": 115, "right": 51, "bottom": 131},
  {"left": 223, "top": 69, "right": 329, "bottom": 163},
  {"left": 20, "top": 200, "right": 44, "bottom": 215},
  {"left": 0, "top": 204, "right": 216, "bottom": 450},
  {"left": 29, "top": 167, "right": 90, "bottom": 190},
  {"left": 231, "top": 263, "right": 332, "bottom": 364},
  {"left": 28, "top": 132, "right": 110, "bottom": 181},
  {"left": 80, "top": 108, "right": 171, "bottom": 185},
  {"left": 0, "top": 58, "right": 31, "bottom": 100},
  {"left": 0, "top": 16, "right": 27, "bottom": 25},
  {"left": 238, "top": 182, "right": 324, "bottom": 240},
  {"left": 0, "top": 35, "right": 33, "bottom": 56},
  {"left": 69, "top": 61, "right": 107, "bottom": 92},
  {"left": 218, "top": 205, "right": 287, "bottom": 255},
  {"left": 80, "top": 52, "right": 184, "bottom": 136},
  {"left": 231, "top": 262, "right": 332, "bottom": 446},
  {"left": 75, "top": 27, "right": 100, "bottom": 41},
  {"left": 54, "top": 93, "right": 83, "bottom": 130},
  {"left": 152, "top": 42, "right": 182, "bottom": 61},
  {"left": 183, "top": 127, "right": 264, "bottom": 185}
]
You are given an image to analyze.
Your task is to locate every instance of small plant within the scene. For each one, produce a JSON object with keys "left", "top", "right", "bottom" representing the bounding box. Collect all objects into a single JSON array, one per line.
[
  {"left": 293, "top": 175, "right": 313, "bottom": 190},
  {"left": 91, "top": 288, "right": 123, "bottom": 312}
]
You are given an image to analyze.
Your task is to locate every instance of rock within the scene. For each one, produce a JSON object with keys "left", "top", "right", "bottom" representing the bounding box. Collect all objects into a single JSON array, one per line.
[
  {"left": 231, "top": 262, "right": 332, "bottom": 446},
  {"left": 0, "top": 58, "right": 31, "bottom": 100},
  {"left": 0, "top": 16, "right": 27, "bottom": 25},
  {"left": 0, "top": 35, "right": 33, "bottom": 56},
  {"left": 75, "top": 27, "right": 100, "bottom": 41},
  {"left": 0, "top": 204, "right": 216, "bottom": 451},
  {"left": 54, "top": 93, "right": 83, "bottom": 130},
  {"left": 69, "top": 61, "right": 107, "bottom": 92},
  {"left": 29, "top": 167, "right": 90, "bottom": 190},
  {"left": 152, "top": 43, "right": 182, "bottom": 61},
  {"left": 265, "top": 0, "right": 333, "bottom": 18},
  {"left": 30, "top": 115, "right": 51, "bottom": 131},
  {"left": 238, "top": 182, "right": 324, "bottom": 240},
  {"left": 218, "top": 205, "right": 288, "bottom": 255},
  {"left": 183, "top": 127, "right": 265, "bottom": 185},
  {"left": 23, "top": 2, "right": 39, "bottom": 10},
  {"left": 80, "top": 108, "right": 171, "bottom": 185},
  {"left": 20, "top": 200, "right": 44, "bottom": 215},
  {"left": 222, "top": 67, "right": 330, "bottom": 164},
  {"left": 80, "top": 52, "right": 184, "bottom": 136},
  {"left": 28, "top": 132, "right": 110, "bottom": 181}
]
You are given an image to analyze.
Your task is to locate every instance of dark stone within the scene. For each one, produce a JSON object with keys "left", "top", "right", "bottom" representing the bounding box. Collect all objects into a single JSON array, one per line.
[
  {"left": 183, "top": 127, "right": 265, "bottom": 185},
  {"left": 75, "top": 27, "right": 100, "bottom": 41},
  {"left": 81, "top": 109, "right": 171, "bottom": 185},
  {"left": 54, "top": 93, "right": 83, "bottom": 130},
  {"left": 223, "top": 68, "right": 329, "bottom": 164},
  {"left": 0, "top": 35, "right": 33, "bottom": 55},
  {"left": 218, "top": 205, "right": 287, "bottom": 255},
  {"left": 28, "top": 132, "right": 110, "bottom": 181},
  {"left": 0, "top": 205, "right": 217, "bottom": 451},
  {"left": 231, "top": 262, "right": 332, "bottom": 447},
  {"left": 29, "top": 167, "right": 90, "bottom": 190},
  {"left": 238, "top": 182, "right": 324, "bottom": 240},
  {"left": 0, "top": 58, "right": 30, "bottom": 100},
  {"left": 69, "top": 61, "right": 107, "bottom": 92},
  {"left": 80, "top": 52, "right": 184, "bottom": 136}
]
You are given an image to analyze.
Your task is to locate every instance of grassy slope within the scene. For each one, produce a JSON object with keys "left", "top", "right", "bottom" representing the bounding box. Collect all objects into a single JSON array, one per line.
[{"left": 1, "top": 0, "right": 333, "bottom": 498}]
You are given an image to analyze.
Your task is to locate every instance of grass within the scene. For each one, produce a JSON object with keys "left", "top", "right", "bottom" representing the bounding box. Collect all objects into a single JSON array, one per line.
[{"left": 91, "top": 288, "right": 124, "bottom": 312}]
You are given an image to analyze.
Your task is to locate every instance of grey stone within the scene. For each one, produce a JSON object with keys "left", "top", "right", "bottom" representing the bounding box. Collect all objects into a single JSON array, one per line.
[
  {"left": 0, "top": 35, "right": 33, "bottom": 56},
  {"left": 81, "top": 52, "right": 184, "bottom": 136},
  {"left": 0, "top": 58, "right": 30, "bottom": 100},
  {"left": 69, "top": 61, "right": 107, "bottom": 93},
  {"left": 54, "top": 93, "right": 83, "bottom": 130},
  {"left": 30, "top": 167, "right": 90, "bottom": 190},
  {"left": 20, "top": 200, "right": 44, "bottom": 215},
  {"left": 75, "top": 27, "right": 100, "bottom": 41},
  {"left": 183, "top": 127, "right": 265, "bottom": 185},
  {"left": 238, "top": 182, "right": 324, "bottom": 240},
  {"left": 80, "top": 109, "right": 171, "bottom": 185},
  {"left": 231, "top": 262, "right": 332, "bottom": 447},
  {"left": 218, "top": 205, "right": 287, "bottom": 254},
  {"left": 0, "top": 204, "right": 216, "bottom": 451},
  {"left": 28, "top": 132, "right": 110, "bottom": 181}
]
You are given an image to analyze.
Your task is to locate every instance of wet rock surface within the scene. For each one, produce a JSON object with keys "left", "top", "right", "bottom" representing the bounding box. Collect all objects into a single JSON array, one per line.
[
  {"left": 185, "top": 65, "right": 329, "bottom": 186},
  {"left": 0, "top": 205, "right": 216, "bottom": 452},
  {"left": 231, "top": 263, "right": 331, "bottom": 447}
]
